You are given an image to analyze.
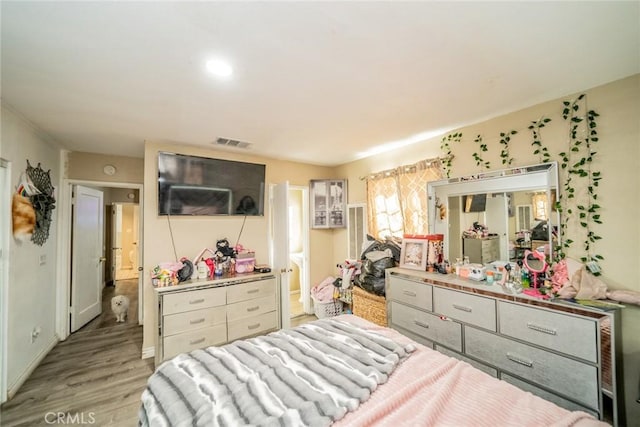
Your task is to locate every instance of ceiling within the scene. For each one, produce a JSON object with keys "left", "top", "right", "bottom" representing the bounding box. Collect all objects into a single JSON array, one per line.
[{"left": 2, "top": 1, "right": 639, "bottom": 167}]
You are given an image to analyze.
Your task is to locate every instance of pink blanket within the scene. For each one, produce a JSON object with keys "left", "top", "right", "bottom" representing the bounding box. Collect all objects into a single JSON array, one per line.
[{"left": 334, "top": 315, "right": 606, "bottom": 427}]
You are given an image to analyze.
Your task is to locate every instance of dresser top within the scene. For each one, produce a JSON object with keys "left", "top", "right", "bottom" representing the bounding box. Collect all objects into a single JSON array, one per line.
[
  {"left": 387, "top": 267, "right": 619, "bottom": 319},
  {"left": 154, "top": 272, "right": 276, "bottom": 294}
]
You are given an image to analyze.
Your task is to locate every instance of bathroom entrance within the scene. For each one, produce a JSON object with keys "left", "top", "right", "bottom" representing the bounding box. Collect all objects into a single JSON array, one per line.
[
  {"left": 288, "top": 186, "right": 311, "bottom": 318},
  {"left": 109, "top": 203, "right": 140, "bottom": 282}
]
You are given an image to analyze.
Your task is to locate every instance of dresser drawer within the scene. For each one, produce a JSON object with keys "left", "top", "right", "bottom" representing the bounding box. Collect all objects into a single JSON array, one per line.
[
  {"left": 465, "top": 327, "right": 599, "bottom": 410},
  {"left": 228, "top": 311, "right": 278, "bottom": 341},
  {"left": 387, "top": 276, "right": 433, "bottom": 310},
  {"left": 227, "top": 278, "right": 276, "bottom": 304},
  {"left": 163, "top": 324, "right": 227, "bottom": 360},
  {"left": 227, "top": 295, "right": 277, "bottom": 322},
  {"left": 500, "top": 373, "right": 598, "bottom": 418},
  {"left": 498, "top": 301, "right": 598, "bottom": 363},
  {"left": 162, "top": 286, "right": 226, "bottom": 315},
  {"left": 435, "top": 345, "right": 498, "bottom": 378},
  {"left": 163, "top": 306, "right": 226, "bottom": 336},
  {"left": 433, "top": 287, "right": 496, "bottom": 332},
  {"left": 390, "top": 302, "right": 462, "bottom": 351}
]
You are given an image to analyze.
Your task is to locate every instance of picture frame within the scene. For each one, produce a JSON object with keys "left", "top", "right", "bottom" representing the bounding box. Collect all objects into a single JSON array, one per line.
[
  {"left": 399, "top": 238, "right": 428, "bottom": 270},
  {"left": 310, "top": 179, "right": 347, "bottom": 229}
]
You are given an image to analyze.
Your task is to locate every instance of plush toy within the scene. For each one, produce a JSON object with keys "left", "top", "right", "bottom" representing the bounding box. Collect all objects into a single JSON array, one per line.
[{"left": 216, "top": 238, "right": 236, "bottom": 258}]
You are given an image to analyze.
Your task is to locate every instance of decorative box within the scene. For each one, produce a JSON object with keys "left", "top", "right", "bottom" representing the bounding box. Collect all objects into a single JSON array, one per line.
[{"left": 235, "top": 257, "right": 255, "bottom": 273}]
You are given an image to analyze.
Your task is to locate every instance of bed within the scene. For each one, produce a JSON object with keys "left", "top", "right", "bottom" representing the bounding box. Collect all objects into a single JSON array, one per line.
[{"left": 139, "top": 315, "right": 606, "bottom": 427}]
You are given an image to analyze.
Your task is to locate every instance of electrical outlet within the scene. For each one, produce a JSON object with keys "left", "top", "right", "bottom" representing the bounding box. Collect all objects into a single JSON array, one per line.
[
  {"left": 30, "top": 327, "right": 41, "bottom": 343},
  {"left": 39, "top": 255, "right": 46, "bottom": 265}
]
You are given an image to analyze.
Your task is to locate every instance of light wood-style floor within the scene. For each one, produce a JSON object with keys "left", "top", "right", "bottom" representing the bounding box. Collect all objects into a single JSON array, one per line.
[
  {"left": 0, "top": 288, "right": 317, "bottom": 426},
  {"left": 0, "top": 323, "right": 153, "bottom": 426}
]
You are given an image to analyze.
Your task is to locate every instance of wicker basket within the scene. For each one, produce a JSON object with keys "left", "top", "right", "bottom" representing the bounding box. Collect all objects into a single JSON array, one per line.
[
  {"left": 313, "top": 299, "right": 343, "bottom": 319},
  {"left": 352, "top": 286, "right": 387, "bottom": 326}
]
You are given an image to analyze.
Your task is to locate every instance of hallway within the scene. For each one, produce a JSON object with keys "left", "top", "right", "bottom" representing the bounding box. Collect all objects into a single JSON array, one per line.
[{"left": 79, "top": 278, "right": 138, "bottom": 332}]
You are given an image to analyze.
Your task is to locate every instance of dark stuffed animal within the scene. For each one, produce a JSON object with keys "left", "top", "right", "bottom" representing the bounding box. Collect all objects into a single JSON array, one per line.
[{"left": 216, "top": 238, "right": 236, "bottom": 258}]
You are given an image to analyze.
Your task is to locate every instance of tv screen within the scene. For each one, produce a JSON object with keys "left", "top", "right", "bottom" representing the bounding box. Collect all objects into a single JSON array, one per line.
[
  {"left": 158, "top": 152, "right": 265, "bottom": 216},
  {"left": 463, "top": 194, "right": 487, "bottom": 213}
]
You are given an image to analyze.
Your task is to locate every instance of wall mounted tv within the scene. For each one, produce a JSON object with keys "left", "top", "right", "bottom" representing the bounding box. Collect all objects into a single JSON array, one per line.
[
  {"left": 463, "top": 194, "right": 487, "bottom": 213},
  {"left": 158, "top": 152, "right": 265, "bottom": 216}
]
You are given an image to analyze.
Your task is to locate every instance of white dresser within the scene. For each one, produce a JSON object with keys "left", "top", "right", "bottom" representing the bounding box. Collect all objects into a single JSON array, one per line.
[
  {"left": 154, "top": 273, "right": 278, "bottom": 365},
  {"left": 386, "top": 268, "right": 625, "bottom": 426}
]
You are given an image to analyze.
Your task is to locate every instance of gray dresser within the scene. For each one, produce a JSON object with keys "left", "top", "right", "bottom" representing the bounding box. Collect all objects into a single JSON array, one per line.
[
  {"left": 462, "top": 236, "right": 500, "bottom": 264},
  {"left": 154, "top": 273, "right": 278, "bottom": 365},
  {"left": 386, "top": 267, "right": 625, "bottom": 425}
]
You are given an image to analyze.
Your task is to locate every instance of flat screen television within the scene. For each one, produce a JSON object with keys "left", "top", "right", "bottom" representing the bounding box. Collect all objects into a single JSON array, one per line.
[
  {"left": 463, "top": 194, "right": 487, "bottom": 213},
  {"left": 158, "top": 152, "right": 265, "bottom": 216}
]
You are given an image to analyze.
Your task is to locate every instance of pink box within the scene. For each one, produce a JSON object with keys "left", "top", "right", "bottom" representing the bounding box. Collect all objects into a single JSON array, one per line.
[{"left": 235, "top": 257, "right": 255, "bottom": 273}]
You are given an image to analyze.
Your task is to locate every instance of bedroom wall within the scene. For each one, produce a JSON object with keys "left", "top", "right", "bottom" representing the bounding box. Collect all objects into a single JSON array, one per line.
[
  {"left": 0, "top": 105, "right": 62, "bottom": 396},
  {"left": 335, "top": 74, "right": 640, "bottom": 421},
  {"left": 67, "top": 152, "right": 144, "bottom": 184},
  {"left": 141, "top": 141, "right": 339, "bottom": 354}
]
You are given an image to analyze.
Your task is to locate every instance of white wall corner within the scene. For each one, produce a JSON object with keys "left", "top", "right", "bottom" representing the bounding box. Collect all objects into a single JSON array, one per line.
[{"left": 7, "top": 337, "right": 58, "bottom": 399}]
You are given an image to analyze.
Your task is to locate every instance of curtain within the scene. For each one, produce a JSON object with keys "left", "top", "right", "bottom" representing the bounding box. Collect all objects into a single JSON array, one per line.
[{"left": 366, "top": 159, "right": 443, "bottom": 239}]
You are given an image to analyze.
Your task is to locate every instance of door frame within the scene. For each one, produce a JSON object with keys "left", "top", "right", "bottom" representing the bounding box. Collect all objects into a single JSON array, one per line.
[
  {"left": 56, "top": 179, "right": 144, "bottom": 340},
  {"left": 0, "top": 158, "right": 11, "bottom": 403}
]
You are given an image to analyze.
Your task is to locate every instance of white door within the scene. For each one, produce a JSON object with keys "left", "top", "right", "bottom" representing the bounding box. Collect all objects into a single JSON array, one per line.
[
  {"left": 271, "top": 182, "right": 291, "bottom": 329},
  {"left": 112, "top": 204, "right": 122, "bottom": 279},
  {"left": 132, "top": 205, "right": 139, "bottom": 272},
  {"left": 71, "top": 185, "right": 104, "bottom": 332},
  {"left": 486, "top": 193, "right": 509, "bottom": 261}
]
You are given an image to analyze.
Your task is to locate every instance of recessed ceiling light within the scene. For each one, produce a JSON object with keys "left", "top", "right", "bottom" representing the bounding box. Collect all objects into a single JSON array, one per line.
[{"left": 206, "top": 59, "right": 233, "bottom": 78}]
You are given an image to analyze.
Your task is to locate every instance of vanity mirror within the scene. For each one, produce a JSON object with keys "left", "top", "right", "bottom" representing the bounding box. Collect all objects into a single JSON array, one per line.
[{"left": 427, "top": 163, "right": 560, "bottom": 265}]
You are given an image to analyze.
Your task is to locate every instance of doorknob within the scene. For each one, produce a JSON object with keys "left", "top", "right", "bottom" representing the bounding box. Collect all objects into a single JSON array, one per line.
[
  {"left": 99, "top": 257, "right": 107, "bottom": 262},
  {"left": 280, "top": 268, "right": 293, "bottom": 273}
]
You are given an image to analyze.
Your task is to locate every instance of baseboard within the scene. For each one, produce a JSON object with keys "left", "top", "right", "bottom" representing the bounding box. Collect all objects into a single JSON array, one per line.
[
  {"left": 141, "top": 346, "right": 154, "bottom": 359},
  {"left": 7, "top": 336, "right": 58, "bottom": 399}
]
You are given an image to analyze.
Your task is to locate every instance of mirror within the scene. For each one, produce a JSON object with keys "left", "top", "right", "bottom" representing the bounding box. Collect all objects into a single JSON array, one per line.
[{"left": 428, "top": 163, "right": 560, "bottom": 265}]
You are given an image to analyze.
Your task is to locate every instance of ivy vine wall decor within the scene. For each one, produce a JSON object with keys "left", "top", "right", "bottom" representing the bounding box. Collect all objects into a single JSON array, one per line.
[{"left": 438, "top": 94, "right": 603, "bottom": 273}]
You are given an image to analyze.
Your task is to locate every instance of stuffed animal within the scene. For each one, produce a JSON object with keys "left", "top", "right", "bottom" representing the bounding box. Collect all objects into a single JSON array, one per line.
[{"left": 216, "top": 238, "right": 235, "bottom": 258}]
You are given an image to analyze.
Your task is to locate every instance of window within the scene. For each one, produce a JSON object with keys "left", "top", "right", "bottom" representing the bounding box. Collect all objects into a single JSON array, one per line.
[
  {"left": 366, "top": 159, "right": 442, "bottom": 239},
  {"left": 532, "top": 193, "right": 548, "bottom": 220}
]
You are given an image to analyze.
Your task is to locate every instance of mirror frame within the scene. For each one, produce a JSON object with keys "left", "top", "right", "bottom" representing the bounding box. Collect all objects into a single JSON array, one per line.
[{"left": 427, "top": 162, "right": 560, "bottom": 263}]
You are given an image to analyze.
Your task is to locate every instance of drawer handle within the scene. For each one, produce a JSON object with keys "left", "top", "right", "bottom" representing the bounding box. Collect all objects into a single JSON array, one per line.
[
  {"left": 403, "top": 290, "right": 417, "bottom": 297},
  {"left": 189, "top": 318, "right": 206, "bottom": 325},
  {"left": 189, "top": 338, "right": 205, "bottom": 345},
  {"left": 413, "top": 320, "right": 430, "bottom": 329},
  {"left": 248, "top": 323, "right": 261, "bottom": 330},
  {"left": 247, "top": 306, "right": 260, "bottom": 312},
  {"left": 526, "top": 322, "right": 557, "bottom": 336},
  {"left": 452, "top": 304, "right": 472, "bottom": 313},
  {"left": 189, "top": 298, "right": 205, "bottom": 305},
  {"left": 247, "top": 289, "right": 260, "bottom": 294},
  {"left": 506, "top": 353, "right": 533, "bottom": 368}
]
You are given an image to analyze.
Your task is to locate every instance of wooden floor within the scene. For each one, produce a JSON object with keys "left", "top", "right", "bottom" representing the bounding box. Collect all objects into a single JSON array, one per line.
[
  {"left": 0, "top": 293, "right": 317, "bottom": 426},
  {"left": 0, "top": 323, "right": 153, "bottom": 426}
]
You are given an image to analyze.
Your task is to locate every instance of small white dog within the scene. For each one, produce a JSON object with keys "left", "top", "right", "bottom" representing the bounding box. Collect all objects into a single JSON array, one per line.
[{"left": 111, "top": 295, "right": 130, "bottom": 323}]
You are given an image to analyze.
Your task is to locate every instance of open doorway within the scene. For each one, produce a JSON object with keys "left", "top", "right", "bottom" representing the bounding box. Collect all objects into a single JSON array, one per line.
[
  {"left": 288, "top": 186, "right": 311, "bottom": 319},
  {"left": 57, "top": 181, "right": 143, "bottom": 340}
]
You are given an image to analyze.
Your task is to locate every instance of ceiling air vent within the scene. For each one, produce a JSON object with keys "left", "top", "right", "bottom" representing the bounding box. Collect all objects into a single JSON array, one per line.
[{"left": 214, "top": 137, "right": 252, "bottom": 149}]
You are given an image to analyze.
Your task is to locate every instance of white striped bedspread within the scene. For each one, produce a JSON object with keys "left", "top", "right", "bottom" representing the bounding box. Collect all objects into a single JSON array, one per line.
[{"left": 138, "top": 318, "right": 415, "bottom": 427}]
